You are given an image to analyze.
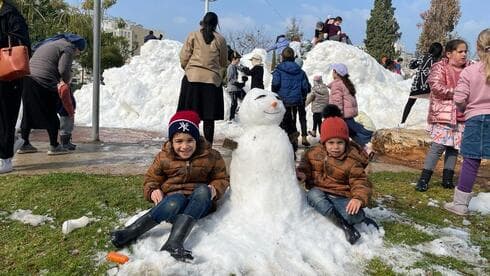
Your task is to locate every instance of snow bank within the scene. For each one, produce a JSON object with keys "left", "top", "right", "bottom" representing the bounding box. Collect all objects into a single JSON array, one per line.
[
  {"left": 469, "top": 192, "right": 490, "bottom": 215},
  {"left": 8, "top": 209, "right": 53, "bottom": 226},
  {"left": 75, "top": 39, "right": 427, "bottom": 139}
]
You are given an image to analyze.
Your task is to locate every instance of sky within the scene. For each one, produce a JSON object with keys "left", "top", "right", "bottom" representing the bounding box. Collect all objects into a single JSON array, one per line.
[{"left": 67, "top": 0, "right": 490, "bottom": 53}]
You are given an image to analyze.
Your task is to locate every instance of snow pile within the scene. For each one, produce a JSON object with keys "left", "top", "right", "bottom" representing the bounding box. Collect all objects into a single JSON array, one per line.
[
  {"left": 114, "top": 89, "right": 384, "bottom": 275},
  {"left": 8, "top": 209, "right": 53, "bottom": 226},
  {"left": 302, "top": 41, "right": 427, "bottom": 129},
  {"left": 469, "top": 192, "right": 490, "bottom": 215},
  {"left": 75, "top": 39, "right": 427, "bottom": 138}
]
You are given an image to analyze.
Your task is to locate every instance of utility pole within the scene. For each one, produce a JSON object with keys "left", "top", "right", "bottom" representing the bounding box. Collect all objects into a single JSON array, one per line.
[
  {"left": 92, "top": 0, "right": 101, "bottom": 141},
  {"left": 203, "top": 0, "right": 216, "bottom": 14}
]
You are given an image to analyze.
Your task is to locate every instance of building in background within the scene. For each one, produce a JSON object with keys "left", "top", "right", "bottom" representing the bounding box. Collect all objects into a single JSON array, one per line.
[{"left": 102, "top": 16, "right": 164, "bottom": 56}]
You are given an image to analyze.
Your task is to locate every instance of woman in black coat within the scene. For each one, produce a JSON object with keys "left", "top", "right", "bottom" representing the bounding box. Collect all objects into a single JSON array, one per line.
[
  {"left": 0, "top": 0, "right": 30, "bottom": 173},
  {"left": 400, "top": 42, "right": 443, "bottom": 126}
]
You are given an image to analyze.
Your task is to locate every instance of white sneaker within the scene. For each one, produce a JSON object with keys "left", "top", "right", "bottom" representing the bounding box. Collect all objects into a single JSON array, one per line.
[
  {"left": 0, "top": 158, "right": 13, "bottom": 174},
  {"left": 13, "top": 136, "right": 24, "bottom": 154}
]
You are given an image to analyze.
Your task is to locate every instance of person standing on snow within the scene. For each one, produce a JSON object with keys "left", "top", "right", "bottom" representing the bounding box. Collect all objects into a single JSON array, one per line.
[
  {"left": 18, "top": 34, "right": 86, "bottom": 155},
  {"left": 0, "top": 0, "right": 30, "bottom": 173},
  {"left": 399, "top": 42, "right": 443, "bottom": 127},
  {"left": 297, "top": 116, "right": 378, "bottom": 245},
  {"left": 327, "top": 63, "right": 374, "bottom": 159},
  {"left": 226, "top": 50, "right": 245, "bottom": 122},
  {"left": 289, "top": 35, "right": 303, "bottom": 67},
  {"left": 272, "top": 47, "right": 311, "bottom": 153},
  {"left": 177, "top": 12, "right": 228, "bottom": 145},
  {"left": 238, "top": 53, "right": 264, "bottom": 89},
  {"left": 415, "top": 39, "right": 470, "bottom": 192},
  {"left": 144, "top": 30, "right": 157, "bottom": 43},
  {"left": 305, "top": 75, "right": 329, "bottom": 138},
  {"left": 267, "top": 34, "right": 290, "bottom": 70},
  {"left": 111, "top": 110, "right": 229, "bottom": 261},
  {"left": 445, "top": 28, "right": 490, "bottom": 215}
]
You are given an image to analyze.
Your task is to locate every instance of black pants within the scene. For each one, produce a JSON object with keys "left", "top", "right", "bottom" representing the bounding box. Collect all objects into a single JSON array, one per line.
[
  {"left": 280, "top": 106, "right": 299, "bottom": 153},
  {"left": 203, "top": 120, "right": 214, "bottom": 145},
  {"left": 0, "top": 80, "right": 23, "bottom": 159},
  {"left": 401, "top": 98, "right": 417, "bottom": 124},
  {"left": 229, "top": 91, "right": 239, "bottom": 120},
  {"left": 21, "top": 127, "right": 59, "bottom": 147},
  {"left": 312, "top": 112, "right": 322, "bottom": 133},
  {"left": 291, "top": 103, "right": 307, "bottom": 136}
]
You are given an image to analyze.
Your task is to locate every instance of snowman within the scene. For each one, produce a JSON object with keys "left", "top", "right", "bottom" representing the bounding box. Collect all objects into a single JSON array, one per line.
[
  {"left": 117, "top": 89, "right": 382, "bottom": 275},
  {"left": 227, "top": 88, "right": 304, "bottom": 220}
]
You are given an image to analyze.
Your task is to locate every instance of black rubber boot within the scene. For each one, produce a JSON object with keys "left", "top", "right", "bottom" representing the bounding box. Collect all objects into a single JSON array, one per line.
[
  {"left": 363, "top": 217, "right": 379, "bottom": 230},
  {"left": 415, "top": 169, "right": 433, "bottom": 192},
  {"left": 442, "top": 169, "right": 455, "bottom": 189},
  {"left": 110, "top": 212, "right": 158, "bottom": 248},
  {"left": 326, "top": 209, "right": 361, "bottom": 245},
  {"left": 60, "top": 134, "right": 76, "bottom": 150},
  {"left": 161, "top": 214, "right": 196, "bottom": 261}
]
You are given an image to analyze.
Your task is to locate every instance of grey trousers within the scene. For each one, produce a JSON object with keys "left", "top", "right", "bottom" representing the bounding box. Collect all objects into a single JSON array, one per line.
[
  {"left": 59, "top": 116, "right": 74, "bottom": 136},
  {"left": 423, "top": 142, "right": 458, "bottom": 171}
]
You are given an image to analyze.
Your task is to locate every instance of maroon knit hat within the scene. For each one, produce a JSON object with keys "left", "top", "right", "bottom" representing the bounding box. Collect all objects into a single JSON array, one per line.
[
  {"left": 168, "top": 110, "right": 201, "bottom": 141},
  {"left": 320, "top": 117, "right": 349, "bottom": 143}
]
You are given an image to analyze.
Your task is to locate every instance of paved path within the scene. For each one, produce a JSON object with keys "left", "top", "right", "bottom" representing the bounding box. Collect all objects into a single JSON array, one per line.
[{"left": 7, "top": 127, "right": 488, "bottom": 189}]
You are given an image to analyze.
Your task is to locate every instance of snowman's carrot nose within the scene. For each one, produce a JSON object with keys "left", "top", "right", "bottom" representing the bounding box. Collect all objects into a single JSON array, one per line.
[{"left": 271, "top": 101, "right": 278, "bottom": 108}]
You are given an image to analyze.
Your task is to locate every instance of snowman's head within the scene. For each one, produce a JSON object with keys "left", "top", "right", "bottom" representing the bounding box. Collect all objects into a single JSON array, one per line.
[{"left": 238, "top": 88, "right": 285, "bottom": 126}]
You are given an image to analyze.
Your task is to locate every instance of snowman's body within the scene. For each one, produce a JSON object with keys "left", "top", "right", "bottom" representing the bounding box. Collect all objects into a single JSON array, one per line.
[{"left": 228, "top": 88, "right": 304, "bottom": 222}]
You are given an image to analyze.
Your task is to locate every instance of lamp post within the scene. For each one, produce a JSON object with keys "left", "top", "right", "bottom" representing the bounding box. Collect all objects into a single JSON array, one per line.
[
  {"left": 92, "top": 0, "right": 101, "bottom": 141},
  {"left": 203, "top": 0, "right": 216, "bottom": 14}
]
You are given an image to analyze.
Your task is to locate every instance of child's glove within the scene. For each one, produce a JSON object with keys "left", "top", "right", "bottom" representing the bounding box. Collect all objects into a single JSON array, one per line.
[{"left": 241, "top": 76, "right": 249, "bottom": 83}]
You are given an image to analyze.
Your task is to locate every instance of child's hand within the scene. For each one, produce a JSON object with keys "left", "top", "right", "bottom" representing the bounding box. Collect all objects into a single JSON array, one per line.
[
  {"left": 296, "top": 170, "right": 306, "bottom": 182},
  {"left": 346, "top": 198, "right": 362, "bottom": 215},
  {"left": 208, "top": 185, "right": 217, "bottom": 199},
  {"left": 150, "top": 189, "right": 164, "bottom": 205}
]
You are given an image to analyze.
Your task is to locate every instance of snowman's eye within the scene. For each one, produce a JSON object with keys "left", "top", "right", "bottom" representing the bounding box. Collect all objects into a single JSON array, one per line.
[
  {"left": 254, "top": 95, "right": 266, "bottom": 100},
  {"left": 275, "top": 95, "right": 281, "bottom": 100}
]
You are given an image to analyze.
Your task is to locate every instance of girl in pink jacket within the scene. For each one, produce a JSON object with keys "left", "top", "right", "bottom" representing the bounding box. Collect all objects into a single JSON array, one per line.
[
  {"left": 445, "top": 28, "right": 490, "bottom": 215},
  {"left": 328, "top": 63, "right": 374, "bottom": 158},
  {"left": 416, "top": 39, "right": 469, "bottom": 192}
]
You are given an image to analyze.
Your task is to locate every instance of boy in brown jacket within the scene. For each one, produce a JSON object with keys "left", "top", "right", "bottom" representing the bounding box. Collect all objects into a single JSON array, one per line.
[
  {"left": 111, "top": 110, "right": 229, "bottom": 261},
  {"left": 297, "top": 116, "right": 377, "bottom": 245}
]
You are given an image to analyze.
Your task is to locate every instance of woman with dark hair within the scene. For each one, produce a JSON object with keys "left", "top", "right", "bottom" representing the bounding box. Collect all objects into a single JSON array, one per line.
[
  {"left": 0, "top": 0, "right": 30, "bottom": 173},
  {"left": 177, "top": 12, "right": 228, "bottom": 145},
  {"left": 400, "top": 42, "right": 443, "bottom": 126},
  {"left": 415, "top": 39, "right": 469, "bottom": 192}
]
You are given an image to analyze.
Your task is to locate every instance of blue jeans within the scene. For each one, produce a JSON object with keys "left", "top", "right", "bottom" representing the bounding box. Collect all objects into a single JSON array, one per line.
[
  {"left": 344, "top": 118, "right": 373, "bottom": 147},
  {"left": 150, "top": 184, "right": 212, "bottom": 223},
  {"left": 307, "top": 187, "right": 365, "bottom": 225}
]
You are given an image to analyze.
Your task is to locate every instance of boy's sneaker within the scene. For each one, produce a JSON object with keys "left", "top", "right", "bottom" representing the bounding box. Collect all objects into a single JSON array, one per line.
[
  {"left": 47, "top": 145, "right": 70, "bottom": 155},
  {"left": 17, "top": 143, "right": 38, "bottom": 154},
  {"left": 0, "top": 158, "right": 13, "bottom": 174},
  {"left": 13, "top": 137, "right": 24, "bottom": 154}
]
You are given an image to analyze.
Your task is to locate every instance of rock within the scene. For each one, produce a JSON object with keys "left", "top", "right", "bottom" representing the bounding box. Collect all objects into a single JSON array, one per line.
[{"left": 372, "top": 128, "right": 431, "bottom": 161}]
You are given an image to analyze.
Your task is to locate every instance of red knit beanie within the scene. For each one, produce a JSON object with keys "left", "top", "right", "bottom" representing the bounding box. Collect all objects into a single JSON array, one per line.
[
  {"left": 168, "top": 110, "right": 201, "bottom": 141},
  {"left": 320, "top": 117, "right": 349, "bottom": 143}
]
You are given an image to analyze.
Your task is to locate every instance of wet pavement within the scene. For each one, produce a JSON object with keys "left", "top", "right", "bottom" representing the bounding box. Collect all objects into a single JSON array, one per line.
[{"left": 7, "top": 126, "right": 489, "bottom": 188}]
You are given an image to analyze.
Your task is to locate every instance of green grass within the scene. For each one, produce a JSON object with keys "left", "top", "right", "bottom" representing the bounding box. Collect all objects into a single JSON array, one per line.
[
  {"left": 0, "top": 172, "right": 488, "bottom": 275},
  {"left": 0, "top": 173, "right": 147, "bottom": 275},
  {"left": 369, "top": 172, "right": 489, "bottom": 275}
]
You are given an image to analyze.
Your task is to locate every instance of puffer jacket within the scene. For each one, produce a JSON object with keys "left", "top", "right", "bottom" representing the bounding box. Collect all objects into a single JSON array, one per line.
[
  {"left": 266, "top": 36, "right": 290, "bottom": 56},
  {"left": 427, "top": 58, "right": 467, "bottom": 125},
  {"left": 306, "top": 82, "right": 329, "bottom": 113},
  {"left": 328, "top": 78, "right": 358, "bottom": 118},
  {"left": 143, "top": 137, "right": 229, "bottom": 203},
  {"left": 180, "top": 30, "right": 228, "bottom": 87},
  {"left": 271, "top": 61, "right": 310, "bottom": 106},
  {"left": 298, "top": 142, "right": 371, "bottom": 207}
]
